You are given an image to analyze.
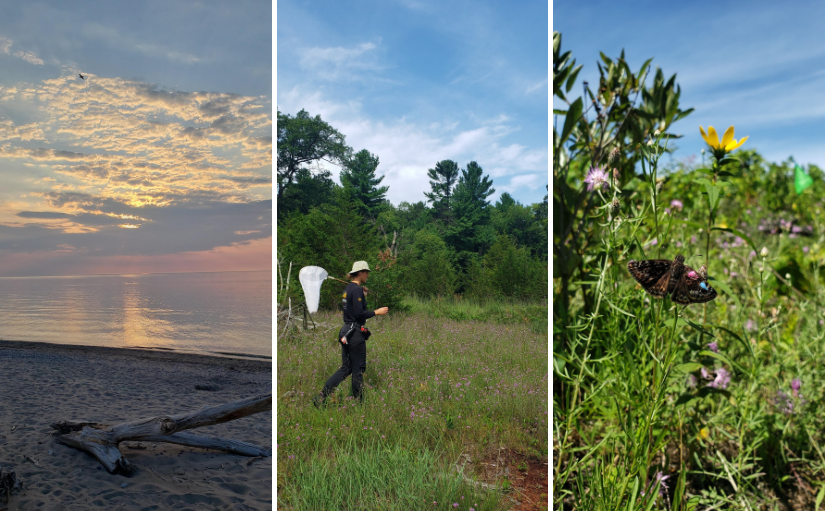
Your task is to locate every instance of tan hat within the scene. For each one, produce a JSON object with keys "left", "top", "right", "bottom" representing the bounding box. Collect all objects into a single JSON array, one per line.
[{"left": 349, "top": 261, "right": 371, "bottom": 274}]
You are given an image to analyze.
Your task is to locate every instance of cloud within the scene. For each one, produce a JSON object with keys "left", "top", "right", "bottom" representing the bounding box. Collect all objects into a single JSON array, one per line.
[
  {"left": 298, "top": 42, "right": 383, "bottom": 81},
  {"left": 279, "top": 87, "right": 547, "bottom": 205},
  {"left": 0, "top": 36, "right": 45, "bottom": 65},
  {"left": 82, "top": 22, "right": 201, "bottom": 64},
  {"left": 0, "top": 73, "right": 272, "bottom": 259}
]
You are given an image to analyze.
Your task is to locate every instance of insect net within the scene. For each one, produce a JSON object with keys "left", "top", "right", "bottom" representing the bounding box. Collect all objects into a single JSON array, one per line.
[{"left": 298, "top": 266, "right": 328, "bottom": 313}]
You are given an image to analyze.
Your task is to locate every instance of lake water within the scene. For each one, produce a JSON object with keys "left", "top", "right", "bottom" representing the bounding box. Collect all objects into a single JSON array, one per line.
[{"left": 0, "top": 271, "right": 271, "bottom": 359}]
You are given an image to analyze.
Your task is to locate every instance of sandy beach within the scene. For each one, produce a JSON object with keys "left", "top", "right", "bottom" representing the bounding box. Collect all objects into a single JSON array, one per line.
[{"left": 0, "top": 341, "right": 272, "bottom": 511}]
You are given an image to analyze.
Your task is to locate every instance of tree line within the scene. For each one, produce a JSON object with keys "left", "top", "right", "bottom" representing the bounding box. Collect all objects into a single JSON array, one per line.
[{"left": 277, "top": 108, "right": 548, "bottom": 311}]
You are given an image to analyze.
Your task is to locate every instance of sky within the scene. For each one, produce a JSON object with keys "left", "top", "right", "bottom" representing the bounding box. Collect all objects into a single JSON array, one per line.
[
  {"left": 277, "top": 0, "right": 549, "bottom": 207},
  {"left": 553, "top": 0, "right": 825, "bottom": 172},
  {"left": 0, "top": 1, "right": 272, "bottom": 277}
]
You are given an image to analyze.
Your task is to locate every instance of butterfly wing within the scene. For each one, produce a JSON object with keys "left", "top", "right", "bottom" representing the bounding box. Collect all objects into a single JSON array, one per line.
[
  {"left": 627, "top": 259, "right": 673, "bottom": 298},
  {"left": 681, "top": 264, "right": 718, "bottom": 304}
]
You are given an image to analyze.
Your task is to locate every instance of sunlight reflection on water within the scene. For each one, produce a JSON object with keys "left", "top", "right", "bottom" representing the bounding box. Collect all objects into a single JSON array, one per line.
[{"left": 0, "top": 271, "right": 271, "bottom": 358}]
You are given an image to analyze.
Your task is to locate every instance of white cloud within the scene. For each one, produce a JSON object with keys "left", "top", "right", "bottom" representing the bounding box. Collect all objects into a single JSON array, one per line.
[
  {"left": 14, "top": 51, "right": 44, "bottom": 65},
  {"left": 0, "top": 36, "right": 45, "bottom": 65},
  {"left": 298, "top": 42, "right": 382, "bottom": 81},
  {"left": 279, "top": 87, "right": 547, "bottom": 205}
]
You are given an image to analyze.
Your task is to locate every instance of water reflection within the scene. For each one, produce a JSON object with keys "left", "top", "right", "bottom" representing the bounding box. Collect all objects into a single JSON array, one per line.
[{"left": 0, "top": 271, "right": 272, "bottom": 358}]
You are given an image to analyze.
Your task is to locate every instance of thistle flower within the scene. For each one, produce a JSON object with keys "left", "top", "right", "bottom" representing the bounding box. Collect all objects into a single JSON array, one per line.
[
  {"left": 707, "top": 341, "right": 718, "bottom": 353},
  {"left": 791, "top": 378, "right": 802, "bottom": 398},
  {"left": 708, "top": 367, "right": 731, "bottom": 389},
  {"left": 670, "top": 199, "right": 683, "bottom": 210},
  {"left": 608, "top": 146, "right": 621, "bottom": 163},
  {"left": 584, "top": 166, "right": 610, "bottom": 192}
]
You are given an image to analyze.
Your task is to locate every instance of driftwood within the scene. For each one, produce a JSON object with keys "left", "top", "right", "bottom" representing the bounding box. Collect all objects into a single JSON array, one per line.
[{"left": 51, "top": 393, "right": 272, "bottom": 475}]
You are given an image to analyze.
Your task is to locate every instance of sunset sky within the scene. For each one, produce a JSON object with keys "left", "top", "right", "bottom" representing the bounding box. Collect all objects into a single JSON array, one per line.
[{"left": 0, "top": 1, "right": 271, "bottom": 277}]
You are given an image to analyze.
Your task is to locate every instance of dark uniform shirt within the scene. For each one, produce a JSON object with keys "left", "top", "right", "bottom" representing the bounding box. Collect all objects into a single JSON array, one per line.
[{"left": 343, "top": 282, "right": 375, "bottom": 327}]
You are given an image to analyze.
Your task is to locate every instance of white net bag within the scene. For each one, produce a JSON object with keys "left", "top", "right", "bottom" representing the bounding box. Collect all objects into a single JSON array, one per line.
[{"left": 299, "top": 266, "right": 329, "bottom": 313}]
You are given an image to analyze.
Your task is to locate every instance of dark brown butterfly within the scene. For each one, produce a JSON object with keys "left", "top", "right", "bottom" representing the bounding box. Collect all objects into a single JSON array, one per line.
[{"left": 627, "top": 254, "right": 717, "bottom": 305}]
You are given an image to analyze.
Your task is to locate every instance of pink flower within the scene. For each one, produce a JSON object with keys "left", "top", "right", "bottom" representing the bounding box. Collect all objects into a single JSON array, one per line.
[
  {"left": 792, "top": 378, "right": 802, "bottom": 398},
  {"left": 707, "top": 341, "right": 718, "bottom": 353},
  {"left": 670, "top": 199, "right": 683, "bottom": 210},
  {"left": 584, "top": 166, "right": 610, "bottom": 191},
  {"left": 709, "top": 367, "right": 731, "bottom": 389}
]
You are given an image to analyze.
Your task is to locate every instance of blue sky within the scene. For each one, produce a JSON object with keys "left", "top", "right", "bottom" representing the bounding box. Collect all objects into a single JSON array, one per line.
[
  {"left": 277, "top": 0, "right": 548, "bottom": 207},
  {"left": 553, "top": 0, "right": 825, "bottom": 171},
  {"left": 0, "top": 1, "right": 271, "bottom": 276}
]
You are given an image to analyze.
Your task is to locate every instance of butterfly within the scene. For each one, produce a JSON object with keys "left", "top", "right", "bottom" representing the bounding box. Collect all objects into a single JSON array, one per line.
[{"left": 627, "top": 254, "right": 717, "bottom": 305}]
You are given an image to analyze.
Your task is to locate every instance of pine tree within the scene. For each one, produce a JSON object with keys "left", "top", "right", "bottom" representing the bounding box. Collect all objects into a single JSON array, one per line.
[
  {"left": 340, "top": 149, "right": 389, "bottom": 218},
  {"left": 424, "top": 160, "right": 460, "bottom": 219}
]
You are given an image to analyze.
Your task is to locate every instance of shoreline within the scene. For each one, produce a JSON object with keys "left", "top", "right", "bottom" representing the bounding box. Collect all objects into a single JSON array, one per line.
[
  {"left": 0, "top": 339, "right": 272, "bottom": 365},
  {"left": 1, "top": 339, "right": 271, "bottom": 510}
]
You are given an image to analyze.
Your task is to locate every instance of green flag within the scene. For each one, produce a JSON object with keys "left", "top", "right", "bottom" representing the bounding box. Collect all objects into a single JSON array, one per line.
[{"left": 795, "top": 164, "right": 813, "bottom": 195}]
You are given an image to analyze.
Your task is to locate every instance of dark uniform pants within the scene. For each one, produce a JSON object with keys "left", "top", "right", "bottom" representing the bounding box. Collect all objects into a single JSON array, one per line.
[{"left": 322, "top": 332, "right": 367, "bottom": 401}]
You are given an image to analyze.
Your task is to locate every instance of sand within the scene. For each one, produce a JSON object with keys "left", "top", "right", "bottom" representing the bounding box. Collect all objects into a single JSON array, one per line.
[{"left": 0, "top": 341, "right": 271, "bottom": 511}]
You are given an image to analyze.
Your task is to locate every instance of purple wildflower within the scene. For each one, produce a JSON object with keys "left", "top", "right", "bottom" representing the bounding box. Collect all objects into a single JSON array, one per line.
[
  {"left": 792, "top": 378, "right": 802, "bottom": 398},
  {"left": 804, "top": 246, "right": 810, "bottom": 253},
  {"left": 709, "top": 367, "right": 731, "bottom": 389},
  {"left": 691, "top": 235, "right": 697, "bottom": 244},
  {"left": 700, "top": 367, "right": 710, "bottom": 379},
  {"left": 584, "top": 166, "right": 610, "bottom": 191},
  {"left": 707, "top": 341, "right": 719, "bottom": 353},
  {"left": 655, "top": 472, "right": 670, "bottom": 497},
  {"left": 687, "top": 374, "right": 697, "bottom": 388},
  {"left": 775, "top": 390, "right": 794, "bottom": 415},
  {"left": 670, "top": 199, "right": 683, "bottom": 210}
]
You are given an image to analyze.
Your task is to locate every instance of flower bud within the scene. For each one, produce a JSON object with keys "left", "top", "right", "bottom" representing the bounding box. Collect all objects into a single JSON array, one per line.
[
  {"left": 654, "top": 129, "right": 661, "bottom": 137},
  {"left": 613, "top": 168, "right": 620, "bottom": 181},
  {"left": 701, "top": 149, "right": 706, "bottom": 154},
  {"left": 656, "top": 181, "right": 663, "bottom": 193},
  {"left": 609, "top": 147, "right": 621, "bottom": 163},
  {"left": 610, "top": 198, "right": 620, "bottom": 217},
  {"left": 760, "top": 246, "right": 769, "bottom": 257},
  {"left": 647, "top": 139, "right": 654, "bottom": 146}
]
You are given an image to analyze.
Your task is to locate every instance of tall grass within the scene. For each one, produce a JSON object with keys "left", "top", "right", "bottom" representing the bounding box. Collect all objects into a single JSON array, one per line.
[
  {"left": 277, "top": 310, "right": 547, "bottom": 510},
  {"left": 555, "top": 136, "right": 825, "bottom": 508}
]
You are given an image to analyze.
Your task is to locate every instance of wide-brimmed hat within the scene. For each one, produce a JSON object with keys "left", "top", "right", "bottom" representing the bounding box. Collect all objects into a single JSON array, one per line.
[{"left": 349, "top": 261, "right": 371, "bottom": 274}]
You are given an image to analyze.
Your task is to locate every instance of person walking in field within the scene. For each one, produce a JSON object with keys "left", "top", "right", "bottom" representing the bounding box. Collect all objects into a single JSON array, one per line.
[{"left": 313, "top": 261, "right": 389, "bottom": 407}]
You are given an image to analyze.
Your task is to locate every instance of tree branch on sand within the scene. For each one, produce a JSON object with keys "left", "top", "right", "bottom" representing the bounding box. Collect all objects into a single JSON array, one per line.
[{"left": 51, "top": 393, "right": 272, "bottom": 476}]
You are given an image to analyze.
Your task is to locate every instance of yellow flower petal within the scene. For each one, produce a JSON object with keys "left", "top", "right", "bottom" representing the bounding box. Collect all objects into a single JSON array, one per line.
[
  {"left": 721, "top": 126, "right": 735, "bottom": 149},
  {"left": 707, "top": 126, "right": 720, "bottom": 148},
  {"left": 700, "top": 126, "right": 713, "bottom": 147},
  {"left": 727, "top": 136, "right": 748, "bottom": 151}
]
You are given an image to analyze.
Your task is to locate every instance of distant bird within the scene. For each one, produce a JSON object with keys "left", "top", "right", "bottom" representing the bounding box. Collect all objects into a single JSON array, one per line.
[{"left": 78, "top": 73, "right": 85, "bottom": 80}]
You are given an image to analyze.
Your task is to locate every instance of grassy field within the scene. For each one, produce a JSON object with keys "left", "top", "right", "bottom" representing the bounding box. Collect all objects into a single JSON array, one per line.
[
  {"left": 554, "top": 139, "right": 825, "bottom": 508},
  {"left": 276, "top": 307, "right": 548, "bottom": 510}
]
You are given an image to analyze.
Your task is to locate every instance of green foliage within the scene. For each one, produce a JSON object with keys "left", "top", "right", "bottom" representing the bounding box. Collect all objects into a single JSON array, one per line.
[
  {"left": 277, "top": 108, "right": 351, "bottom": 202},
  {"left": 424, "top": 159, "right": 460, "bottom": 218},
  {"left": 340, "top": 149, "right": 390, "bottom": 218},
  {"left": 278, "top": 108, "right": 548, "bottom": 314},
  {"left": 554, "top": 30, "right": 825, "bottom": 509},
  {"left": 401, "top": 230, "right": 457, "bottom": 297}
]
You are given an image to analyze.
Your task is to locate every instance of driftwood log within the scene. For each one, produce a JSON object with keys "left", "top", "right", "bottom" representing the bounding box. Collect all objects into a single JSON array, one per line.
[{"left": 51, "top": 393, "right": 271, "bottom": 475}]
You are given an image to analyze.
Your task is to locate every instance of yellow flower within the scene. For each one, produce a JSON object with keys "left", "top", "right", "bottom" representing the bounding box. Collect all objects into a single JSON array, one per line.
[
  {"left": 700, "top": 125, "right": 748, "bottom": 158},
  {"left": 698, "top": 427, "right": 710, "bottom": 440}
]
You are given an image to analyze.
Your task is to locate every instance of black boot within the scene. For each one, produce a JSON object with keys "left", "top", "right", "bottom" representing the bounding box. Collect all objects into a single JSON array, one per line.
[{"left": 312, "top": 392, "right": 326, "bottom": 409}]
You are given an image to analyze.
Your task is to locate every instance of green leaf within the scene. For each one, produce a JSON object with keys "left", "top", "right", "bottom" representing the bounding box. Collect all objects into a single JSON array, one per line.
[
  {"left": 696, "top": 178, "right": 721, "bottom": 212},
  {"left": 566, "top": 64, "right": 582, "bottom": 93},
  {"left": 665, "top": 317, "right": 689, "bottom": 329},
  {"left": 561, "top": 97, "right": 582, "bottom": 147},
  {"left": 699, "top": 350, "right": 746, "bottom": 374},
  {"left": 816, "top": 482, "right": 825, "bottom": 510},
  {"left": 674, "top": 362, "right": 704, "bottom": 374},
  {"left": 710, "top": 226, "right": 758, "bottom": 254},
  {"left": 684, "top": 318, "right": 715, "bottom": 337},
  {"left": 552, "top": 109, "right": 568, "bottom": 115},
  {"left": 719, "top": 156, "right": 739, "bottom": 166},
  {"left": 710, "top": 324, "right": 754, "bottom": 361},
  {"left": 708, "top": 277, "right": 741, "bottom": 310}
]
